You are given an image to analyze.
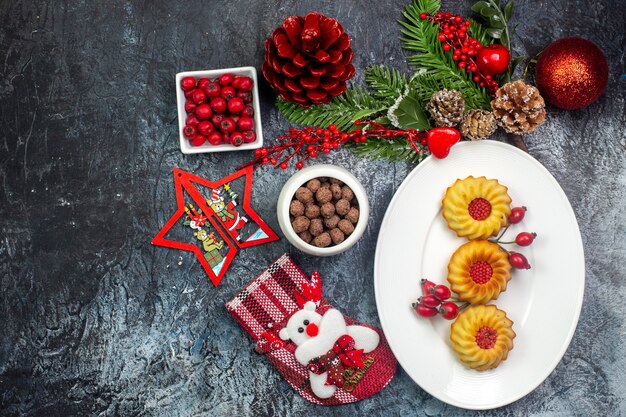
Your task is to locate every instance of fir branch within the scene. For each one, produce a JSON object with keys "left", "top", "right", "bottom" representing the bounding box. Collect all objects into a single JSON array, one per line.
[
  {"left": 348, "top": 137, "right": 429, "bottom": 164},
  {"left": 364, "top": 65, "right": 409, "bottom": 104},
  {"left": 399, "top": 0, "right": 492, "bottom": 109},
  {"left": 275, "top": 87, "right": 388, "bottom": 132}
]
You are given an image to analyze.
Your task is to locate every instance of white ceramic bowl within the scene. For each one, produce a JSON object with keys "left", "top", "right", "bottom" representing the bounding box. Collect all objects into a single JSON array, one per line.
[
  {"left": 277, "top": 164, "right": 369, "bottom": 256},
  {"left": 175, "top": 66, "right": 263, "bottom": 154}
]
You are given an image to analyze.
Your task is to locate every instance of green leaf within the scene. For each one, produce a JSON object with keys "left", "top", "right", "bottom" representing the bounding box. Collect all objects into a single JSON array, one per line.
[
  {"left": 471, "top": 1, "right": 491, "bottom": 13},
  {"left": 486, "top": 28, "right": 503, "bottom": 38},
  {"left": 389, "top": 94, "right": 431, "bottom": 130},
  {"left": 510, "top": 55, "right": 524, "bottom": 73},
  {"left": 503, "top": 1, "right": 514, "bottom": 20}
]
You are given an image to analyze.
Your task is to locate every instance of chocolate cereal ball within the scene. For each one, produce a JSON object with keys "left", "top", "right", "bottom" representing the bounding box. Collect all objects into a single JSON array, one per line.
[
  {"left": 315, "top": 186, "right": 333, "bottom": 204},
  {"left": 329, "top": 228, "right": 345, "bottom": 245},
  {"left": 341, "top": 185, "right": 355, "bottom": 201},
  {"left": 320, "top": 202, "right": 335, "bottom": 218},
  {"left": 329, "top": 178, "right": 343, "bottom": 185},
  {"left": 289, "top": 200, "right": 305, "bottom": 217},
  {"left": 306, "top": 178, "right": 321, "bottom": 193},
  {"left": 295, "top": 187, "right": 313, "bottom": 204},
  {"left": 335, "top": 199, "right": 350, "bottom": 216},
  {"left": 324, "top": 214, "right": 340, "bottom": 229},
  {"left": 330, "top": 183, "right": 342, "bottom": 200},
  {"left": 346, "top": 207, "right": 360, "bottom": 224},
  {"left": 299, "top": 230, "right": 313, "bottom": 244},
  {"left": 312, "top": 232, "right": 332, "bottom": 248},
  {"left": 292, "top": 216, "right": 310, "bottom": 233},
  {"left": 338, "top": 219, "right": 355, "bottom": 235},
  {"left": 309, "top": 218, "right": 324, "bottom": 236},
  {"left": 305, "top": 204, "right": 320, "bottom": 219}
]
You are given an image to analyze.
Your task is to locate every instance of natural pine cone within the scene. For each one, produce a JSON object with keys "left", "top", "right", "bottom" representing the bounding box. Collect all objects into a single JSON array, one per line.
[
  {"left": 427, "top": 89, "right": 465, "bottom": 127},
  {"left": 491, "top": 80, "right": 547, "bottom": 135},
  {"left": 460, "top": 109, "right": 497, "bottom": 141},
  {"left": 262, "top": 11, "right": 355, "bottom": 107}
]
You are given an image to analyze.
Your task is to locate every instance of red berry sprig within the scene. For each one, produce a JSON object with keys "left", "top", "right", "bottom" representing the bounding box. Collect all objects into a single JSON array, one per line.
[
  {"left": 412, "top": 279, "right": 467, "bottom": 320},
  {"left": 419, "top": 11, "right": 502, "bottom": 93},
  {"left": 180, "top": 74, "right": 256, "bottom": 147},
  {"left": 490, "top": 206, "right": 535, "bottom": 270}
]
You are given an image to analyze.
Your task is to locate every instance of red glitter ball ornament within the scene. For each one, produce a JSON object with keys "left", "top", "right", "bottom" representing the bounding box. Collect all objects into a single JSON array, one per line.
[{"left": 535, "top": 37, "right": 608, "bottom": 110}]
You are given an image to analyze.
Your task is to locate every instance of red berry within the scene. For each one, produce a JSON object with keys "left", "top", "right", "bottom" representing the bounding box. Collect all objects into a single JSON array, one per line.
[
  {"left": 182, "top": 124, "right": 196, "bottom": 138},
  {"left": 180, "top": 76, "right": 196, "bottom": 91},
  {"left": 242, "top": 105, "right": 254, "bottom": 118},
  {"left": 218, "top": 73, "right": 234, "bottom": 86},
  {"left": 296, "top": 161, "right": 304, "bottom": 170},
  {"left": 207, "top": 131, "right": 223, "bottom": 146},
  {"left": 192, "top": 89, "right": 207, "bottom": 104},
  {"left": 509, "top": 252, "right": 531, "bottom": 269},
  {"left": 230, "top": 131, "right": 244, "bottom": 147},
  {"left": 439, "top": 302, "right": 459, "bottom": 320},
  {"left": 204, "top": 81, "right": 221, "bottom": 97},
  {"left": 508, "top": 206, "right": 527, "bottom": 224},
  {"left": 419, "top": 294, "right": 441, "bottom": 308},
  {"left": 220, "top": 86, "right": 236, "bottom": 100},
  {"left": 189, "top": 135, "right": 206, "bottom": 147},
  {"left": 515, "top": 232, "right": 536, "bottom": 247},
  {"left": 242, "top": 130, "right": 256, "bottom": 143},
  {"left": 420, "top": 12, "right": 427, "bottom": 19},
  {"left": 210, "top": 97, "right": 227, "bottom": 113},
  {"left": 280, "top": 162, "right": 288, "bottom": 170},
  {"left": 227, "top": 97, "right": 245, "bottom": 113},
  {"left": 184, "top": 88, "right": 195, "bottom": 99},
  {"left": 195, "top": 103, "right": 212, "bottom": 120},
  {"left": 414, "top": 303, "right": 438, "bottom": 318},
  {"left": 420, "top": 278, "right": 436, "bottom": 295},
  {"left": 237, "top": 90, "right": 253, "bottom": 104},
  {"left": 211, "top": 113, "right": 224, "bottom": 126},
  {"left": 431, "top": 284, "right": 451, "bottom": 301},
  {"left": 220, "top": 118, "right": 236, "bottom": 133},
  {"left": 197, "top": 121, "right": 214, "bottom": 136},
  {"left": 185, "top": 114, "right": 199, "bottom": 126},
  {"left": 237, "top": 117, "right": 254, "bottom": 131},
  {"left": 197, "top": 78, "right": 210, "bottom": 90},
  {"left": 184, "top": 100, "right": 197, "bottom": 114},
  {"left": 237, "top": 76, "right": 253, "bottom": 91},
  {"left": 231, "top": 76, "right": 243, "bottom": 90}
]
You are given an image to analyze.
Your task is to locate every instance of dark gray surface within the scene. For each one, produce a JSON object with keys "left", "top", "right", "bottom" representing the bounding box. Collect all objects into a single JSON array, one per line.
[{"left": 1, "top": 1, "right": 625, "bottom": 416}]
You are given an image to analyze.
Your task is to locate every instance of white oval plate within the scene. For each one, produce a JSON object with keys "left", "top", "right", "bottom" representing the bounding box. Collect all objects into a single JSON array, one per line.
[{"left": 374, "top": 140, "right": 585, "bottom": 410}]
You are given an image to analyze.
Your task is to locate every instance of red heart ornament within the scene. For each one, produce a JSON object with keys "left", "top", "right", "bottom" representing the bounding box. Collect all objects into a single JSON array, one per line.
[{"left": 427, "top": 127, "right": 461, "bottom": 159}]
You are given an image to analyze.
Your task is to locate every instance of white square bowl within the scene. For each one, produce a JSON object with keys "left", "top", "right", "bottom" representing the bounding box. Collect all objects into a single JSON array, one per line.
[{"left": 175, "top": 66, "right": 264, "bottom": 154}]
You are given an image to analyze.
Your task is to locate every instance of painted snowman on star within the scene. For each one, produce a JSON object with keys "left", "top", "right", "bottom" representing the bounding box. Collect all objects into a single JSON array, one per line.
[{"left": 279, "top": 293, "right": 380, "bottom": 398}]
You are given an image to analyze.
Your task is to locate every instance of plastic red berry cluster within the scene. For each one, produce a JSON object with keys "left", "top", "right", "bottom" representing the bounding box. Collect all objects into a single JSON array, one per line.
[
  {"left": 491, "top": 206, "right": 535, "bottom": 269},
  {"left": 412, "top": 279, "right": 461, "bottom": 320},
  {"left": 419, "top": 11, "right": 500, "bottom": 93},
  {"left": 180, "top": 73, "right": 256, "bottom": 147}
]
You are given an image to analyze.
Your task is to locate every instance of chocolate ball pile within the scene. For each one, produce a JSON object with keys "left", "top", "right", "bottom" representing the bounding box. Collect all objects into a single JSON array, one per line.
[{"left": 289, "top": 177, "right": 360, "bottom": 248}]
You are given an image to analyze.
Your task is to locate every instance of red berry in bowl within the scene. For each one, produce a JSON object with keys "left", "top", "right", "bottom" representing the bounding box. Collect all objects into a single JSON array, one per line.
[
  {"left": 242, "top": 105, "right": 254, "bottom": 118},
  {"left": 207, "top": 131, "right": 223, "bottom": 146},
  {"left": 515, "top": 232, "right": 536, "bottom": 246},
  {"left": 220, "top": 118, "right": 236, "bottom": 133},
  {"left": 238, "top": 76, "right": 253, "bottom": 91},
  {"left": 231, "top": 76, "right": 243, "bottom": 90},
  {"left": 237, "top": 117, "right": 254, "bottom": 131},
  {"left": 210, "top": 97, "right": 227, "bottom": 113},
  {"left": 190, "top": 135, "right": 206, "bottom": 147},
  {"left": 414, "top": 303, "right": 438, "bottom": 317},
  {"left": 218, "top": 73, "right": 234, "bottom": 86},
  {"left": 439, "top": 302, "right": 459, "bottom": 320},
  {"left": 205, "top": 81, "right": 221, "bottom": 98},
  {"left": 242, "top": 130, "right": 256, "bottom": 143},
  {"left": 184, "top": 100, "right": 197, "bottom": 114},
  {"left": 183, "top": 124, "right": 196, "bottom": 138},
  {"left": 185, "top": 114, "right": 200, "bottom": 126},
  {"left": 508, "top": 206, "right": 527, "bottom": 224},
  {"left": 227, "top": 97, "right": 245, "bottom": 114},
  {"left": 418, "top": 294, "right": 441, "bottom": 308},
  {"left": 220, "top": 86, "right": 236, "bottom": 101},
  {"left": 195, "top": 103, "right": 213, "bottom": 120},
  {"left": 197, "top": 121, "right": 214, "bottom": 136},
  {"left": 197, "top": 78, "right": 210, "bottom": 90},
  {"left": 509, "top": 252, "right": 531, "bottom": 269},
  {"left": 431, "top": 284, "right": 451, "bottom": 301},
  {"left": 184, "top": 88, "right": 195, "bottom": 99},
  {"left": 211, "top": 113, "right": 224, "bottom": 126},
  {"left": 192, "top": 89, "right": 207, "bottom": 104},
  {"left": 237, "top": 90, "right": 252, "bottom": 104},
  {"left": 230, "top": 131, "right": 244, "bottom": 147},
  {"left": 181, "top": 76, "right": 196, "bottom": 91}
]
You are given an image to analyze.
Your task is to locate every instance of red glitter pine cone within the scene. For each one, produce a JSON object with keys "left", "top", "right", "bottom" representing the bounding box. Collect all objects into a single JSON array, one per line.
[{"left": 262, "top": 11, "right": 355, "bottom": 107}]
